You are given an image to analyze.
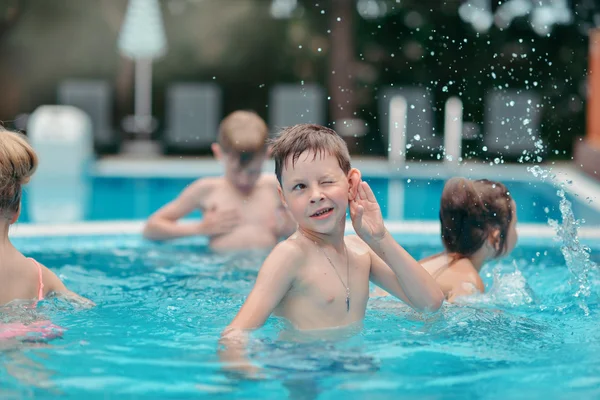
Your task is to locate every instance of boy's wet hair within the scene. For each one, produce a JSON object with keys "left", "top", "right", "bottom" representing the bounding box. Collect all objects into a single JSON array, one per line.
[
  {"left": 440, "top": 177, "right": 513, "bottom": 260},
  {"left": 0, "top": 126, "right": 37, "bottom": 217},
  {"left": 218, "top": 111, "right": 268, "bottom": 167},
  {"left": 269, "top": 124, "right": 351, "bottom": 185}
]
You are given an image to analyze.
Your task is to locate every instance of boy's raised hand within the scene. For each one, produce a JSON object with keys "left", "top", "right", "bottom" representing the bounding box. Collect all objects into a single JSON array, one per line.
[{"left": 349, "top": 181, "right": 387, "bottom": 244}]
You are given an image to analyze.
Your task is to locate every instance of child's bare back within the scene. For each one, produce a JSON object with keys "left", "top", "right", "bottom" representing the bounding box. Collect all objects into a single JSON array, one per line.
[
  {"left": 0, "top": 128, "right": 92, "bottom": 307},
  {"left": 0, "top": 251, "right": 44, "bottom": 305}
]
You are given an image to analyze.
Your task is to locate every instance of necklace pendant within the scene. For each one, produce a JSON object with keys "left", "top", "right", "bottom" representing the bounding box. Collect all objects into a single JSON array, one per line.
[{"left": 346, "top": 294, "right": 350, "bottom": 312}]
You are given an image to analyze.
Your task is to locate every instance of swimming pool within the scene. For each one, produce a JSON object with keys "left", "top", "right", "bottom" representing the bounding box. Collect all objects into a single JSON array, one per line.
[
  {"left": 18, "top": 165, "right": 600, "bottom": 226},
  {"left": 2, "top": 233, "right": 599, "bottom": 398},
  {"left": 4, "top": 159, "right": 600, "bottom": 397}
]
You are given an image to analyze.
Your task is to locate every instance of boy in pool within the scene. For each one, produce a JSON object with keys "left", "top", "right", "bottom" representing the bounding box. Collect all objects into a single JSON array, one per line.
[
  {"left": 143, "top": 111, "right": 296, "bottom": 251},
  {"left": 220, "top": 124, "right": 444, "bottom": 370}
]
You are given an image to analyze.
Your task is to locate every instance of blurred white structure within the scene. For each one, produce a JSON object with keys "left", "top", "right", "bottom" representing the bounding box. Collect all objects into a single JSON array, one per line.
[
  {"left": 444, "top": 96, "right": 463, "bottom": 168},
  {"left": 57, "top": 79, "right": 117, "bottom": 151},
  {"left": 388, "top": 96, "right": 408, "bottom": 169},
  {"left": 118, "top": 0, "right": 167, "bottom": 137},
  {"left": 26, "top": 106, "right": 93, "bottom": 223},
  {"left": 387, "top": 94, "right": 464, "bottom": 170}
]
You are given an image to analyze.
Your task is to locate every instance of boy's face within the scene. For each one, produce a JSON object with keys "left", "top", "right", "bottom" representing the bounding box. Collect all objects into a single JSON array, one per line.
[
  {"left": 279, "top": 150, "right": 358, "bottom": 234},
  {"left": 213, "top": 144, "right": 266, "bottom": 194}
]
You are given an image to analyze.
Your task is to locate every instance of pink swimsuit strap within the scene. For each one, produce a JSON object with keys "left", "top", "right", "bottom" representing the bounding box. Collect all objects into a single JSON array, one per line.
[{"left": 28, "top": 258, "right": 44, "bottom": 301}]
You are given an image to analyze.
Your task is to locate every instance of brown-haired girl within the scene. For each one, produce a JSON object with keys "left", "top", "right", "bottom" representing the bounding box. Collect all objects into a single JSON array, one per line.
[
  {"left": 420, "top": 177, "right": 519, "bottom": 302},
  {"left": 0, "top": 128, "right": 91, "bottom": 309}
]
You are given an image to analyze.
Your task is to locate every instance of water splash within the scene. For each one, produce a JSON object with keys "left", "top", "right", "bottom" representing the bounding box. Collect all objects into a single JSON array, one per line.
[
  {"left": 486, "top": 263, "right": 536, "bottom": 306},
  {"left": 527, "top": 165, "right": 598, "bottom": 315},
  {"left": 455, "top": 263, "right": 535, "bottom": 307},
  {"left": 527, "top": 165, "right": 554, "bottom": 181},
  {"left": 547, "top": 189, "right": 598, "bottom": 315}
]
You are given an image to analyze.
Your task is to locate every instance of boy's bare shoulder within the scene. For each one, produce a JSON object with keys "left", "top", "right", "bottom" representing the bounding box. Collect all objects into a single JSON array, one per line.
[
  {"left": 186, "top": 176, "right": 224, "bottom": 194},
  {"left": 345, "top": 234, "right": 371, "bottom": 254},
  {"left": 266, "top": 234, "right": 308, "bottom": 267}
]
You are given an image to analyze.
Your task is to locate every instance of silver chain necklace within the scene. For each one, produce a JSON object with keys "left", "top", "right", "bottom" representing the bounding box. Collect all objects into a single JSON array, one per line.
[{"left": 300, "top": 232, "right": 351, "bottom": 312}]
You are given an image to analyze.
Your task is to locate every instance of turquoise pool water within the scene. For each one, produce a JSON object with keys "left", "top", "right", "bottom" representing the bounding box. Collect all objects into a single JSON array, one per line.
[
  {"left": 2, "top": 234, "right": 599, "bottom": 398},
  {"left": 19, "top": 176, "right": 600, "bottom": 225}
]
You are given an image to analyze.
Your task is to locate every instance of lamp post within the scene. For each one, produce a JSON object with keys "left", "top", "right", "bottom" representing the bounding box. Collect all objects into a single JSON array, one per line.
[{"left": 117, "top": 0, "right": 167, "bottom": 145}]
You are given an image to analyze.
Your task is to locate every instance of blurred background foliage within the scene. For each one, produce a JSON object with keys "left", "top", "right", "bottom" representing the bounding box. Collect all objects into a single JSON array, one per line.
[{"left": 0, "top": 0, "right": 595, "bottom": 159}]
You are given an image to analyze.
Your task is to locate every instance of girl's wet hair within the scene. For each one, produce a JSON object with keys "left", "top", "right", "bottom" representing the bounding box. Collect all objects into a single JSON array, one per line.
[
  {"left": 440, "top": 177, "right": 513, "bottom": 259},
  {"left": 0, "top": 126, "right": 38, "bottom": 218}
]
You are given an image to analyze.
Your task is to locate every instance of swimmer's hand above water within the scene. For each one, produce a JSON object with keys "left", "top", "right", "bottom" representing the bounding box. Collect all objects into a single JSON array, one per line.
[
  {"left": 350, "top": 180, "right": 445, "bottom": 313},
  {"left": 349, "top": 181, "right": 387, "bottom": 244}
]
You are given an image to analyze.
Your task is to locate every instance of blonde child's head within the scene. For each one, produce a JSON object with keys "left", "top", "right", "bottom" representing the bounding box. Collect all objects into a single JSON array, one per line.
[
  {"left": 212, "top": 111, "right": 269, "bottom": 194},
  {"left": 0, "top": 127, "right": 37, "bottom": 221},
  {"left": 217, "top": 111, "right": 269, "bottom": 166}
]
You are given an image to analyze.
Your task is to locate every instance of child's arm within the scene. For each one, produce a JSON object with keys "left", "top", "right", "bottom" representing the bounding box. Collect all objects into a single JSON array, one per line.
[
  {"left": 219, "top": 241, "right": 301, "bottom": 375},
  {"left": 350, "top": 181, "right": 444, "bottom": 312},
  {"left": 143, "top": 179, "right": 239, "bottom": 240},
  {"left": 41, "top": 266, "right": 95, "bottom": 307}
]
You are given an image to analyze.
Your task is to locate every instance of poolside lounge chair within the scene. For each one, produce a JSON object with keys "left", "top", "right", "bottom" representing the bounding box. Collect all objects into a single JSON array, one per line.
[
  {"left": 269, "top": 84, "right": 325, "bottom": 134},
  {"left": 57, "top": 79, "right": 119, "bottom": 153},
  {"left": 379, "top": 86, "right": 443, "bottom": 159},
  {"left": 483, "top": 89, "right": 543, "bottom": 159},
  {"left": 163, "top": 83, "right": 221, "bottom": 154}
]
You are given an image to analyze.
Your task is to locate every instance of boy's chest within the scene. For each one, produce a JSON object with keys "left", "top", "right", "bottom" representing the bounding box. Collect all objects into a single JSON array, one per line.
[
  {"left": 202, "top": 187, "right": 279, "bottom": 219},
  {"left": 293, "top": 254, "right": 371, "bottom": 311}
]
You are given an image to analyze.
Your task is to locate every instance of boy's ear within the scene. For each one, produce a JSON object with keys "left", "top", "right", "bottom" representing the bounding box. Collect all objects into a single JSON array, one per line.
[
  {"left": 266, "top": 145, "right": 273, "bottom": 158},
  {"left": 211, "top": 143, "right": 222, "bottom": 160},
  {"left": 277, "top": 184, "right": 287, "bottom": 208},
  {"left": 347, "top": 168, "right": 362, "bottom": 201}
]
